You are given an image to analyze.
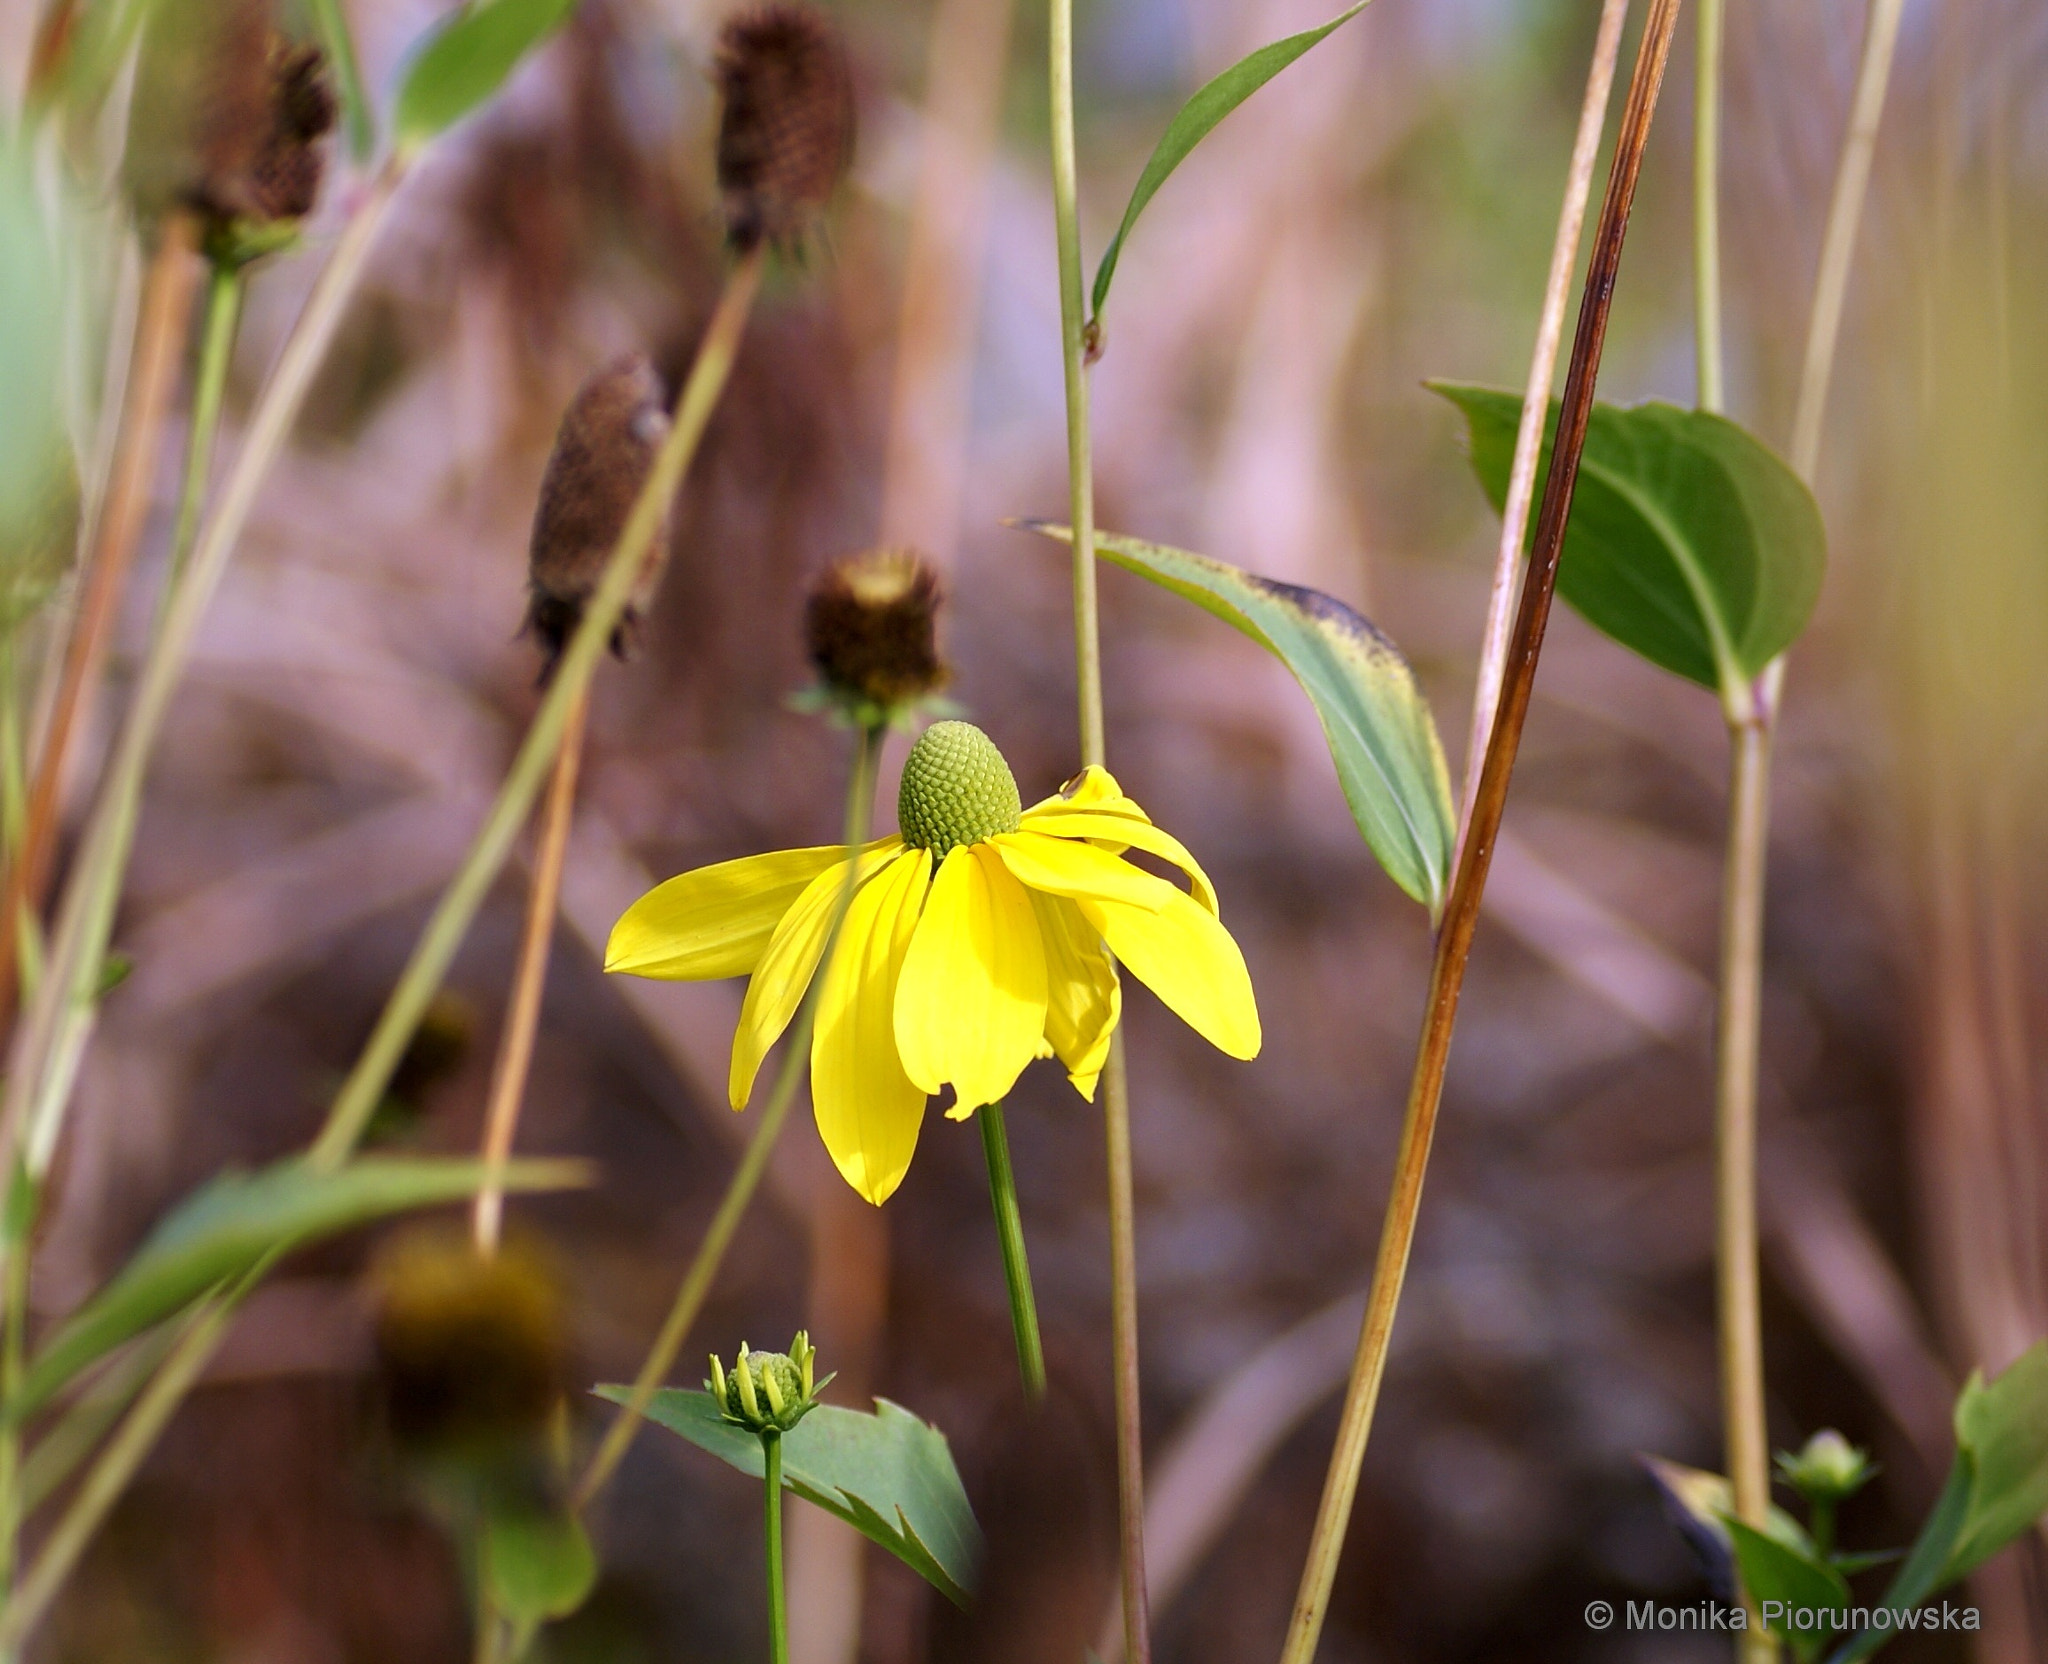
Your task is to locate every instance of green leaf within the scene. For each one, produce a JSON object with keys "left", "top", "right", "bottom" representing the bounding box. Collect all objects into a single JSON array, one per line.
[
  {"left": 1642, "top": 1454, "right": 1817, "bottom": 1602},
  {"left": 1022, "top": 522, "right": 1454, "bottom": 914},
  {"left": 1089, "top": 0, "right": 1372, "bottom": 327},
  {"left": 605, "top": 1388, "right": 982, "bottom": 1606},
  {"left": 1828, "top": 1343, "right": 2048, "bottom": 1664},
  {"left": 483, "top": 1505, "right": 598, "bottom": 1628},
  {"left": 302, "top": 0, "right": 376, "bottom": 161},
  {"left": 1726, "top": 1518, "right": 1851, "bottom": 1663},
  {"left": 1432, "top": 384, "right": 1826, "bottom": 699},
  {"left": 393, "top": 0, "right": 578, "bottom": 150},
  {"left": 15, "top": 1155, "right": 591, "bottom": 1419}
]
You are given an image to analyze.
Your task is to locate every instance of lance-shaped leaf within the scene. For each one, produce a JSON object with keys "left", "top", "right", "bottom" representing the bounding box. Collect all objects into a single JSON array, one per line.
[
  {"left": 14, "top": 1155, "right": 591, "bottom": 1419},
  {"left": 1024, "top": 523, "right": 1454, "bottom": 914},
  {"left": 609, "top": 1387, "right": 982, "bottom": 1606},
  {"left": 1433, "top": 384, "right": 1826, "bottom": 699},
  {"left": 1829, "top": 1342, "right": 2048, "bottom": 1662},
  {"left": 1726, "top": 1519, "right": 1851, "bottom": 1662},
  {"left": 393, "top": 0, "right": 578, "bottom": 151},
  {"left": 304, "top": 0, "right": 375, "bottom": 160},
  {"left": 1089, "top": 0, "right": 1372, "bottom": 328}
]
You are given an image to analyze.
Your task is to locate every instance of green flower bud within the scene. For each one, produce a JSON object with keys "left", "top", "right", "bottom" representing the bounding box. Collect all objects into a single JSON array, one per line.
[
  {"left": 897, "top": 721, "right": 1021, "bottom": 856},
  {"left": 706, "top": 1331, "right": 829, "bottom": 1434},
  {"left": 1775, "top": 1430, "right": 1875, "bottom": 1504}
]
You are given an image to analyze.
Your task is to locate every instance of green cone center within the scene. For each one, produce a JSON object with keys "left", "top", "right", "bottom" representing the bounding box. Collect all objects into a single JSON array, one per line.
[
  {"left": 727, "top": 1350, "right": 803, "bottom": 1419},
  {"left": 898, "top": 721, "right": 1021, "bottom": 855}
]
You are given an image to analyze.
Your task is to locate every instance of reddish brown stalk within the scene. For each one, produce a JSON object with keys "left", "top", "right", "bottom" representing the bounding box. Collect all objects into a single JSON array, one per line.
[
  {"left": 1277, "top": 3, "right": 1685, "bottom": 1657},
  {"left": 473, "top": 688, "right": 589, "bottom": 1254},
  {"left": 1, "top": 215, "right": 201, "bottom": 1019}
]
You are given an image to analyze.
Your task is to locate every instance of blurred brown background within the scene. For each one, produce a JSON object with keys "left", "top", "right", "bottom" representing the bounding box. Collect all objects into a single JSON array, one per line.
[{"left": 2, "top": 0, "right": 2044, "bottom": 1657}]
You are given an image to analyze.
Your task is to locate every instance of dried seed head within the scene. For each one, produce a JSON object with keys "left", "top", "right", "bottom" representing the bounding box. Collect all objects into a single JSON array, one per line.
[
  {"left": 524, "top": 354, "right": 673, "bottom": 677},
  {"left": 805, "top": 549, "right": 945, "bottom": 716},
  {"left": 123, "top": 0, "right": 335, "bottom": 242},
  {"left": 715, "top": 6, "right": 854, "bottom": 251},
  {"left": 371, "top": 1229, "right": 569, "bottom": 1460}
]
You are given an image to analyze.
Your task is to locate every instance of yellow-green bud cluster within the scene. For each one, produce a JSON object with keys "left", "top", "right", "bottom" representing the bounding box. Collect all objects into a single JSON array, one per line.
[
  {"left": 897, "top": 721, "right": 1021, "bottom": 856},
  {"left": 1775, "top": 1429, "right": 1874, "bottom": 1504},
  {"left": 707, "top": 1332, "right": 826, "bottom": 1435}
]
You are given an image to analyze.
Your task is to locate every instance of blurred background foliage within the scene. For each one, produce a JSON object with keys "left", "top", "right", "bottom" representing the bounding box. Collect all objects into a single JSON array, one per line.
[{"left": 1, "top": 0, "right": 2044, "bottom": 1657}]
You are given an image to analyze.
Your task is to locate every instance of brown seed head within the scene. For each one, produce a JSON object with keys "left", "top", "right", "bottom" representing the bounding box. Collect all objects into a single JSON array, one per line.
[
  {"left": 715, "top": 6, "right": 854, "bottom": 251},
  {"left": 371, "top": 1229, "right": 568, "bottom": 1460},
  {"left": 805, "top": 549, "right": 946, "bottom": 712},
  {"left": 524, "top": 354, "right": 673, "bottom": 676},
  {"left": 123, "top": 0, "right": 334, "bottom": 237}
]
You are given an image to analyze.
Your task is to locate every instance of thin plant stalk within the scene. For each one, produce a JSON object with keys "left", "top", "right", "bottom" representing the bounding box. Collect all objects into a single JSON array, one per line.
[
  {"left": 1049, "top": 0, "right": 1148, "bottom": 1646},
  {"left": 0, "top": 212, "right": 201, "bottom": 1024},
  {"left": 0, "top": 161, "right": 409, "bottom": 1194},
  {"left": 163, "top": 263, "right": 246, "bottom": 598},
  {"left": 764, "top": 1431, "right": 789, "bottom": 1664},
  {"left": 308, "top": 246, "right": 764, "bottom": 1172},
  {"left": 1693, "top": 0, "right": 1725, "bottom": 415},
  {"left": 474, "top": 688, "right": 590, "bottom": 1254},
  {"left": 0, "top": 1174, "right": 30, "bottom": 1592},
  {"left": 978, "top": 1100, "right": 1046, "bottom": 1400},
  {"left": 1278, "top": 7, "right": 1685, "bottom": 1658},
  {"left": 573, "top": 721, "right": 882, "bottom": 1515},
  {"left": 1454, "top": 0, "right": 1630, "bottom": 866}
]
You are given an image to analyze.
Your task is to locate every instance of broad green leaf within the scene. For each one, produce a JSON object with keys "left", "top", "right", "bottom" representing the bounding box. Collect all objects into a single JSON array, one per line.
[
  {"left": 1830, "top": 1343, "right": 2048, "bottom": 1663},
  {"left": 1089, "top": 0, "right": 1371, "bottom": 327},
  {"left": 15, "top": 1155, "right": 591, "bottom": 1419},
  {"left": 1726, "top": 1518, "right": 1851, "bottom": 1662},
  {"left": 1025, "top": 522, "right": 1454, "bottom": 914},
  {"left": 393, "top": 0, "right": 578, "bottom": 150},
  {"left": 1433, "top": 384, "right": 1826, "bottom": 698},
  {"left": 606, "top": 1388, "right": 982, "bottom": 1606},
  {"left": 0, "top": 147, "right": 81, "bottom": 635},
  {"left": 483, "top": 1505, "right": 598, "bottom": 1628},
  {"left": 304, "top": 0, "right": 375, "bottom": 160}
]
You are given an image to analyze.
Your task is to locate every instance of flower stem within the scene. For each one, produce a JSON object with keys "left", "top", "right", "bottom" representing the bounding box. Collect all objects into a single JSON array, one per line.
[
  {"left": 1454, "top": 0, "right": 1629, "bottom": 866},
  {"left": 308, "top": 245, "right": 763, "bottom": 1172},
  {"left": 1047, "top": 6, "right": 1148, "bottom": 1657},
  {"left": 1277, "top": 8, "right": 1685, "bottom": 1659},
  {"left": 572, "top": 721, "right": 882, "bottom": 1516},
  {"left": 764, "top": 1431, "right": 788, "bottom": 1664},
  {"left": 1693, "top": 0, "right": 1725, "bottom": 415},
  {"left": 0, "top": 1165, "right": 33, "bottom": 1593},
  {"left": 978, "top": 1099, "right": 1046, "bottom": 1401},
  {"left": 474, "top": 687, "right": 590, "bottom": 1255},
  {"left": 0, "top": 211, "right": 201, "bottom": 1028}
]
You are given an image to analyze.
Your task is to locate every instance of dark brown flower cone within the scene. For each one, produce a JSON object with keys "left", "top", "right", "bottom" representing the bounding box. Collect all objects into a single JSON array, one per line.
[
  {"left": 524, "top": 354, "right": 673, "bottom": 676},
  {"left": 806, "top": 548, "right": 946, "bottom": 709},
  {"left": 122, "top": 0, "right": 334, "bottom": 234},
  {"left": 715, "top": 6, "right": 855, "bottom": 251}
]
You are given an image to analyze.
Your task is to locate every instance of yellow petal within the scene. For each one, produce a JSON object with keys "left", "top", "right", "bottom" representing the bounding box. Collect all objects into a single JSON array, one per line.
[
  {"left": 1029, "top": 892, "right": 1119, "bottom": 1100},
  {"left": 992, "top": 830, "right": 1176, "bottom": 913},
  {"left": 1078, "top": 890, "right": 1261, "bottom": 1060},
  {"left": 894, "top": 845, "right": 1048, "bottom": 1117},
  {"left": 1016, "top": 813, "right": 1218, "bottom": 914},
  {"left": 1021, "top": 764, "right": 1148, "bottom": 822},
  {"left": 728, "top": 841, "right": 903, "bottom": 1108},
  {"left": 608, "top": 844, "right": 850, "bottom": 979},
  {"left": 811, "top": 848, "right": 931, "bottom": 1205}
]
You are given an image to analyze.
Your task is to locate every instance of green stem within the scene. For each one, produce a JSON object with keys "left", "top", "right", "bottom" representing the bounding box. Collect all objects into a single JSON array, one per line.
[
  {"left": 0, "top": 1166, "right": 33, "bottom": 1593},
  {"left": 1718, "top": 707, "right": 1776, "bottom": 1664},
  {"left": 764, "top": 1432, "right": 787, "bottom": 1664},
  {"left": 572, "top": 721, "right": 881, "bottom": 1515},
  {"left": 1047, "top": 10, "right": 1145, "bottom": 1659},
  {"left": 164, "top": 264, "right": 244, "bottom": 597},
  {"left": 0, "top": 162, "right": 406, "bottom": 1195},
  {"left": 1693, "top": 0, "right": 1725, "bottom": 414},
  {"left": 1276, "top": 5, "right": 1687, "bottom": 1657},
  {"left": 978, "top": 1100, "right": 1046, "bottom": 1401},
  {"left": 308, "top": 246, "right": 764, "bottom": 1172}
]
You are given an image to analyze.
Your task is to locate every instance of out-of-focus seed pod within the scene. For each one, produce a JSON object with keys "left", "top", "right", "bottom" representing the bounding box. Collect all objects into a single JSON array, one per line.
[
  {"left": 804, "top": 548, "right": 946, "bottom": 723},
  {"left": 524, "top": 354, "right": 673, "bottom": 677},
  {"left": 122, "top": 0, "right": 335, "bottom": 252},
  {"left": 714, "top": 6, "right": 855, "bottom": 252},
  {"left": 371, "top": 1228, "right": 569, "bottom": 1463}
]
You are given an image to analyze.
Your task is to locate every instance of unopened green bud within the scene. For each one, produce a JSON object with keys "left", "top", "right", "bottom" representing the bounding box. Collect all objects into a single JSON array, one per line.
[
  {"left": 706, "top": 1332, "right": 828, "bottom": 1434},
  {"left": 1776, "top": 1430, "right": 1874, "bottom": 1504}
]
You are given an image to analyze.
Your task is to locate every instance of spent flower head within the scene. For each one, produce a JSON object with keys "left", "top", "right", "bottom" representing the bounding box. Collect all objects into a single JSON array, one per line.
[
  {"left": 607, "top": 721, "right": 1260, "bottom": 1204},
  {"left": 800, "top": 549, "right": 948, "bottom": 728},
  {"left": 715, "top": 6, "right": 855, "bottom": 251},
  {"left": 708, "top": 1332, "right": 829, "bottom": 1434}
]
